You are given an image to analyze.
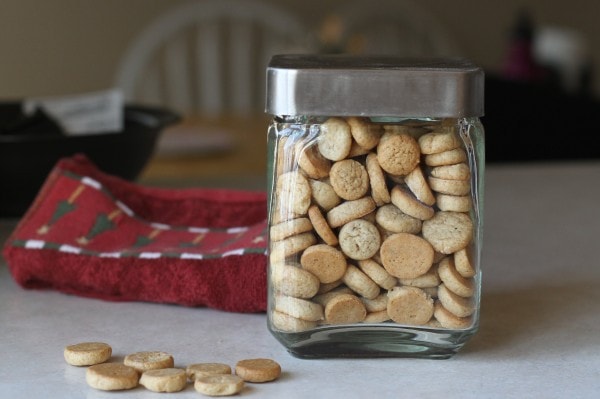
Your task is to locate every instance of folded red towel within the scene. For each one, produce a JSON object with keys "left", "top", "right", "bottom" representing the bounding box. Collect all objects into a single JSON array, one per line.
[{"left": 2, "top": 154, "right": 268, "bottom": 312}]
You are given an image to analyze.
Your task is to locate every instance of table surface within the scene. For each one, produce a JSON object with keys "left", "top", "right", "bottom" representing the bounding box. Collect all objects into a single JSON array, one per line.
[{"left": 2, "top": 160, "right": 600, "bottom": 398}]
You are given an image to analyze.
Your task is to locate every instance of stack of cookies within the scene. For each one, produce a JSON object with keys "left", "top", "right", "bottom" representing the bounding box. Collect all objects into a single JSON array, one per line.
[{"left": 269, "top": 116, "right": 478, "bottom": 332}]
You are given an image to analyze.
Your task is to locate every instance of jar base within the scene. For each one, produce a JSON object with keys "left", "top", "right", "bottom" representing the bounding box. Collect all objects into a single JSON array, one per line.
[{"left": 270, "top": 324, "right": 478, "bottom": 359}]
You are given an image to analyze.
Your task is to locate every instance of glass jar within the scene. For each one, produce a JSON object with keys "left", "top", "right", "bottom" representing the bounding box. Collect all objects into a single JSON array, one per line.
[{"left": 265, "top": 55, "right": 485, "bottom": 359}]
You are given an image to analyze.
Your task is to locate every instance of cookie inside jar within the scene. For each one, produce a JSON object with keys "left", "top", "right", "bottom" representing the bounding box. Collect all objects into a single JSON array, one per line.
[{"left": 268, "top": 116, "right": 480, "bottom": 333}]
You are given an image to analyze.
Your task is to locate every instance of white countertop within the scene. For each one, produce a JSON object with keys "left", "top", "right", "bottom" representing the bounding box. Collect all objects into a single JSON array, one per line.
[{"left": 1, "top": 161, "right": 600, "bottom": 398}]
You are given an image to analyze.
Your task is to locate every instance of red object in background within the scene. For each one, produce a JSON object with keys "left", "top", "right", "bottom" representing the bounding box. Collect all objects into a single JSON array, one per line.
[{"left": 2, "top": 154, "right": 268, "bottom": 313}]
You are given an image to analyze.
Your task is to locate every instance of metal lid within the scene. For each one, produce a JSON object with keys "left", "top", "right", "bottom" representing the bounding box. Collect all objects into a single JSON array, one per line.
[{"left": 266, "top": 54, "right": 484, "bottom": 117}]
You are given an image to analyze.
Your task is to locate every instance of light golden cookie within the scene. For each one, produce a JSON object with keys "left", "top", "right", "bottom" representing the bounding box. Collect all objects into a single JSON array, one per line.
[
  {"left": 308, "top": 179, "right": 341, "bottom": 211},
  {"left": 324, "top": 293, "right": 367, "bottom": 324},
  {"left": 387, "top": 286, "right": 434, "bottom": 326},
  {"left": 318, "top": 117, "right": 352, "bottom": 161},
  {"left": 64, "top": 342, "right": 112, "bottom": 366},
  {"left": 269, "top": 217, "right": 313, "bottom": 241},
  {"left": 357, "top": 259, "right": 397, "bottom": 290},
  {"left": 140, "top": 368, "right": 187, "bottom": 393},
  {"left": 270, "top": 262, "right": 320, "bottom": 299},
  {"left": 316, "top": 279, "right": 344, "bottom": 295},
  {"left": 326, "top": 196, "right": 376, "bottom": 228},
  {"left": 433, "top": 301, "right": 472, "bottom": 329},
  {"left": 454, "top": 247, "right": 476, "bottom": 278},
  {"left": 380, "top": 233, "right": 434, "bottom": 279},
  {"left": 329, "top": 159, "right": 370, "bottom": 200},
  {"left": 276, "top": 171, "right": 312, "bottom": 215},
  {"left": 235, "top": 358, "right": 281, "bottom": 383},
  {"left": 342, "top": 264, "right": 380, "bottom": 299},
  {"left": 375, "top": 204, "right": 422, "bottom": 234},
  {"left": 376, "top": 132, "right": 421, "bottom": 175},
  {"left": 422, "top": 211, "right": 473, "bottom": 254},
  {"left": 418, "top": 128, "right": 461, "bottom": 154},
  {"left": 307, "top": 205, "right": 338, "bottom": 246},
  {"left": 347, "top": 116, "right": 382, "bottom": 150},
  {"left": 430, "top": 163, "right": 471, "bottom": 180},
  {"left": 437, "top": 257, "right": 474, "bottom": 297},
  {"left": 300, "top": 244, "right": 347, "bottom": 283},
  {"left": 405, "top": 166, "right": 436, "bottom": 206},
  {"left": 364, "top": 310, "right": 391, "bottom": 323},
  {"left": 271, "top": 310, "right": 317, "bottom": 332},
  {"left": 195, "top": 374, "right": 244, "bottom": 396},
  {"left": 437, "top": 284, "right": 474, "bottom": 318},
  {"left": 297, "top": 140, "right": 331, "bottom": 179},
  {"left": 338, "top": 219, "right": 381, "bottom": 260},
  {"left": 424, "top": 147, "right": 467, "bottom": 166},
  {"left": 436, "top": 193, "right": 472, "bottom": 212},
  {"left": 428, "top": 176, "right": 471, "bottom": 196},
  {"left": 124, "top": 351, "right": 174, "bottom": 373},
  {"left": 86, "top": 363, "right": 139, "bottom": 391},
  {"left": 275, "top": 135, "right": 295, "bottom": 176},
  {"left": 365, "top": 153, "right": 390, "bottom": 206},
  {"left": 347, "top": 141, "right": 371, "bottom": 157},
  {"left": 270, "top": 232, "right": 317, "bottom": 259},
  {"left": 274, "top": 294, "right": 324, "bottom": 321},
  {"left": 313, "top": 286, "right": 354, "bottom": 306},
  {"left": 390, "top": 186, "right": 435, "bottom": 220},
  {"left": 398, "top": 265, "right": 440, "bottom": 288},
  {"left": 187, "top": 363, "right": 232, "bottom": 381},
  {"left": 360, "top": 292, "right": 388, "bottom": 312}
]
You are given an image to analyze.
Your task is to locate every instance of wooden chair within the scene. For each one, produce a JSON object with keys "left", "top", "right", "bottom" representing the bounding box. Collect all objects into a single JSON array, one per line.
[{"left": 115, "top": 0, "right": 311, "bottom": 115}]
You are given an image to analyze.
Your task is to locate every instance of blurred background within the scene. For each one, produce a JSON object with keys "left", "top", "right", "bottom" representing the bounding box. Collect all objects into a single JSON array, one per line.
[{"left": 1, "top": 0, "right": 599, "bottom": 202}]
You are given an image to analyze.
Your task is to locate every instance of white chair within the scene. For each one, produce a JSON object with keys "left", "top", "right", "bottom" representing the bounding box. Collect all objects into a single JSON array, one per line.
[
  {"left": 325, "top": 0, "right": 460, "bottom": 57},
  {"left": 115, "top": 0, "right": 311, "bottom": 115}
]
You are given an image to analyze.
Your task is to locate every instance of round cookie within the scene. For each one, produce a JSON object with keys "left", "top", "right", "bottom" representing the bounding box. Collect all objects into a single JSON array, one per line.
[
  {"left": 361, "top": 292, "right": 389, "bottom": 312},
  {"left": 398, "top": 265, "right": 441, "bottom": 288},
  {"left": 329, "top": 159, "right": 370, "bottom": 200},
  {"left": 422, "top": 211, "right": 473, "bottom": 254},
  {"left": 326, "top": 196, "right": 376, "bottom": 228},
  {"left": 433, "top": 301, "right": 472, "bottom": 329},
  {"left": 271, "top": 310, "right": 317, "bottom": 332},
  {"left": 436, "top": 193, "right": 472, "bottom": 212},
  {"left": 86, "top": 363, "right": 139, "bottom": 391},
  {"left": 379, "top": 233, "right": 434, "bottom": 279},
  {"left": 390, "top": 186, "right": 435, "bottom": 220},
  {"left": 366, "top": 152, "right": 390, "bottom": 206},
  {"left": 357, "top": 259, "right": 397, "bottom": 290},
  {"left": 140, "top": 368, "right": 187, "bottom": 393},
  {"left": 308, "top": 179, "right": 341, "bottom": 211},
  {"left": 300, "top": 244, "right": 347, "bottom": 283},
  {"left": 270, "top": 232, "right": 317, "bottom": 260},
  {"left": 318, "top": 117, "right": 352, "bottom": 161},
  {"left": 270, "top": 262, "right": 320, "bottom": 299},
  {"left": 386, "top": 286, "right": 434, "bottom": 326},
  {"left": 342, "top": 264, "right": 380, "bottom": 299},
  {"left": 64, "top": 342, "right": 112, "bottom": 366},
  {"left": 186, "top": 363, "right": 232, "bottom": 381},
  {"left": 425, "top": 147, "right": 467, "bottom": 166},
  {"left": 418, "top": 129, "right": 461, "bottom": 154},
  {"left": 404, "top": 166, "right": 436, "bottom": 206},
  {"left": 324, "top": 293, "right": 367, "bottom": 324},
  {"left": 235, "top": 358, "right": 281, "bottom": 383},
  {"left": 347, "top": 141, "right": 371, "bottom": 157},
  {"left": 376, "top": 132, "right": 421, "bottom": 175},
  {"left": 347, "top": 116, "right": 382, "bottom": 150},
  {"left": 430, "top": 163, "right": 471, "bottom": 180},
  {"left": 124, "top": 351, "right": 174, "bottom": 373},
  {"left": 269, "top": 217, "right": 313, "bottom": 241},
  {"left": 313, "top": 286, "right": 354, "bottom": 306},
  {"left": 437, "top": 284, "right": 474, "bottom": 318},
  {"left": 307, "top": 205, "right": 338, "bottom": 246},
  {"left": 437, "top": 257, "right": 474, "bottom": 297},
  {"left": 274, "top": 294, "right": 324, "bottom": 321},
  {"left": 375, "top": 204, "right": 422, "bottom": 234},
  {"left": 338, "top": 219, "right": 381, "bottom": 260},
  {"left": 454, "top": 247, "right": 476, "bottom": 278},
  {"left": 428, "top": 176, "right": 471, "bottom": 196},
  {"left": 297, "top": 140, "right": 331, "bottom": 179},
  {"left": 276, "top": 171, "right": 311, "bottom": 215},
  {"left": 194, "top": 374, "right": 244, "bottom": 396}
]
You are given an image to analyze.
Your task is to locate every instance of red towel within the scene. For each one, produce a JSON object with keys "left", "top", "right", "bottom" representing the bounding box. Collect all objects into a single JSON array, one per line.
[{"left": 2, "top": 154, "right": 268, "bottom": 312}]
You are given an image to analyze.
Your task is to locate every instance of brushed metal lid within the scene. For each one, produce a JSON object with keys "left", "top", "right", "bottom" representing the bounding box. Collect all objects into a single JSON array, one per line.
[{"left": 266, "top": 54, "right": 484, "bottom": 117}]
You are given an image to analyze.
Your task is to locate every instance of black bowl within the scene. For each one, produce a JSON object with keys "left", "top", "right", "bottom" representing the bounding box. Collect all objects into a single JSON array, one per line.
[{"left": 0, "top": 102, "right": 179, "bottom": 217}]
